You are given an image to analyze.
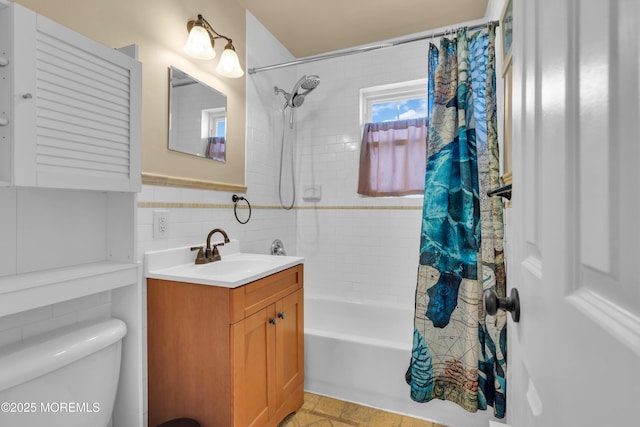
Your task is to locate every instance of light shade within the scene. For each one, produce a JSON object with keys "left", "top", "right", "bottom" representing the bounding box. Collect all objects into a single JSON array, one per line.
[
  {"left": 183, "top": 25, "right": 216, "bottom": 60},
  {"left": 216, "top": 45, "right": 244, "bottom": 78}
]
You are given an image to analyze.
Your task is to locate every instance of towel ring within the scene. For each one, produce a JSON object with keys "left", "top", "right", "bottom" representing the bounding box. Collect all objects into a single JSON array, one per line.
[{"left": 232, "top": 194, "right": 252, "bottom": 224}]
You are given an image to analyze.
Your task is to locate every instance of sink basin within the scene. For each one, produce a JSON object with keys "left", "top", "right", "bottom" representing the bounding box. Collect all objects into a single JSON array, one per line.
[
  {"left": 144, "top": 242, "right": 304, "bottom": 288},
  {"left": 191, "top": 256, "right": 276, "bottom": 276}
]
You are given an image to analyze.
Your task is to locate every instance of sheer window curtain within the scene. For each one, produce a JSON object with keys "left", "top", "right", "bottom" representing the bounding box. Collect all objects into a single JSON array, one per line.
[{"left": 357, "top": 118, "right": 428, "bottom": 197}]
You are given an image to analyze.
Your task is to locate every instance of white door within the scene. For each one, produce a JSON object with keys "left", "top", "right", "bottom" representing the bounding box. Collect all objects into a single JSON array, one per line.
[{"left": 508, "top": 0, "right": 640, "bottom": 426}]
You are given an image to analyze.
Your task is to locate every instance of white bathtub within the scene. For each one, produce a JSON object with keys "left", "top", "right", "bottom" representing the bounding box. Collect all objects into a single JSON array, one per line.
[{"left": 304, "top": 296, "right": 496, "bottom": 427}]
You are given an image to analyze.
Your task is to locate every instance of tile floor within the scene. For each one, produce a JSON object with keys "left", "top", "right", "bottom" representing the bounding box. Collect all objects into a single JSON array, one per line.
[{"left": 279, "top": 392, "right": 447, "bottom": 427}]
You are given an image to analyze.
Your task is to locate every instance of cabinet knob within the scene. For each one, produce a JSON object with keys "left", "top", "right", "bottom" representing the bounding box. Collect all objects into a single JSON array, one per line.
[
  {"left": 269, "top": 317, "right": 277, "bottom": 325},
  {"left": 277, "top": 312, "right": 286, "bottom": 320},
  {"left": 22, "top": 93, "right": 33, "bottom": 99}
]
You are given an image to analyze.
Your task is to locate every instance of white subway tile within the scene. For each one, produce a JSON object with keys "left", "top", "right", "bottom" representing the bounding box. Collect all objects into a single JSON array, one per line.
[
  {"left": 0, "top": 306, "right": 52, "bottom": 332},
  {"left": 77, "top": 304, "right": 112, "bottom": 323},
  {"left": 22, "top": 312, "right": 77, "bottom": 340}
]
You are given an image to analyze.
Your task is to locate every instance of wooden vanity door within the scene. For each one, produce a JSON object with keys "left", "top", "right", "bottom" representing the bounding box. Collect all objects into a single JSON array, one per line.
[
  {"left": 274, "top": 289, "right": 304, "bottom": 411},
  {"left": 231, "top": 305, "right": 276, "bottom": 427}
]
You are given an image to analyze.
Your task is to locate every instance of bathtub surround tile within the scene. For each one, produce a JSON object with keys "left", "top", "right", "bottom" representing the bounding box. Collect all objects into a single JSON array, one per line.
[{"left": 280, "top": 393, "right": 445, "bottom": 427}]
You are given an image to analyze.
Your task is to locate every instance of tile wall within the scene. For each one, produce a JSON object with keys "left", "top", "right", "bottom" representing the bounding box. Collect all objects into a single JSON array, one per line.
[
  {"left": 0, "top": 187, "right": 115, "bottom": 348},
  {"left": 0, "top": 291, "right": 112, "bottom": 347},
  {"left": 291, "top": 40, "right": 430, "bottom": 304},
  {"left": 291, "top": 12, "right": 504, "bottom": 305}
]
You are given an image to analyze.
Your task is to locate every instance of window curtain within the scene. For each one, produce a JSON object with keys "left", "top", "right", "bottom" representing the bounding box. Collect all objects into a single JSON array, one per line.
[
  {"left": 406, "top": 24, "right": 507, "bottom": 419},
  {"left": 205, "top": 136, "right": 226, "bottom": 161},
  {"left": 357, "top": 118, "right": 427, "bottom": 196}
]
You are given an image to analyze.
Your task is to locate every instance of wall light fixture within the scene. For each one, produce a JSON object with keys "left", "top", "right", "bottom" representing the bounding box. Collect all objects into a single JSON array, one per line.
[{"left": 183, "top": 14, "right": 244, "bottom": 78}]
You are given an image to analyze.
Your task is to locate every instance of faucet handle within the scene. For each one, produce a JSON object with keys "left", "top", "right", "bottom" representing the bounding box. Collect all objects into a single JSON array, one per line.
[
  {"left": 211, "top": 243, "right": 224, "bottom": 262},
  {"left": 190, "top": 246, "right": 206, "bottom": 264}
]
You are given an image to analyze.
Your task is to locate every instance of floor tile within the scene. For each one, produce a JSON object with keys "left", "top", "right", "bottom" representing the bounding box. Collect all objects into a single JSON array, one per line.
[
  {"left": 400, "top": 416, "right": 435, "bottom": 427},
  {"left": 279, "top": 392, "right": 447, "bottom": 427},
  {"left": 340, "top": 401, "right": 374, "bottom": 425},
  {"left": 292, "top": 410, "right": 326, "bottom": 425},
  {"left": 313, "top": 396, "right": 346, "bottom": 418},
  {"left": 307, "top": 420, "right": 334, "bottom": 427},
  {"left": 368, "top": 409, "right": 403, "bottom": 427},
  {"left": 302, "top": 392, "right": 322, "bottom": 411}
]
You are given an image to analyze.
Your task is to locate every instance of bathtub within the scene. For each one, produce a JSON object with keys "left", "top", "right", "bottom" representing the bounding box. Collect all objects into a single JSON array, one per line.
[{"left": 304, "top": 296, "right": 496, "bottom": 427}]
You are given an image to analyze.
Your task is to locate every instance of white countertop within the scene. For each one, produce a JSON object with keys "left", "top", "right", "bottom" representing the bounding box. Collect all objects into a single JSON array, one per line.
[{"left": 144, "top": 241, "right": 304, "bottom": 288}]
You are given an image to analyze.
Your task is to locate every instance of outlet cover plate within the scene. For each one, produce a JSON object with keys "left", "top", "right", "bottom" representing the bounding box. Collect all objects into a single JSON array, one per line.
[{"left": 153, "top": 209, "right": 169, "bottom": 239}]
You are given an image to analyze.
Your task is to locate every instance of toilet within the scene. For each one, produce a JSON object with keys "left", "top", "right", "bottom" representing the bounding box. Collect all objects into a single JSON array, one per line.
[{"left": 0, "top": 318, "right": 127, "bottom": 427}]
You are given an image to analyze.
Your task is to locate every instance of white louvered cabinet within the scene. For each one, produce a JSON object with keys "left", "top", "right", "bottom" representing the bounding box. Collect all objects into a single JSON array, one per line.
[
  {"left": 0, "top": 2, "right": 141, "bottom": 191},
  {"left": 0, "top": 3, "right": 143, "bottom": 426}
]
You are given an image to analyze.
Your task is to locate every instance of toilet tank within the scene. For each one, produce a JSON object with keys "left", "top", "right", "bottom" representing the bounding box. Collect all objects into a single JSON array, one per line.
[{"left": 0, "top": 318, "right": 127, "bottom": 427}]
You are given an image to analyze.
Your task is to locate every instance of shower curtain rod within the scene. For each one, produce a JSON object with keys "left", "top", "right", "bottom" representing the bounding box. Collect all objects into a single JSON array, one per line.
[{"left": 248, "top": 20, "right": 499, "bottom": 75}]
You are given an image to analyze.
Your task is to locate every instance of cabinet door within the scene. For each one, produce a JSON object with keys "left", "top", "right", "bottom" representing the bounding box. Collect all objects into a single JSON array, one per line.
[
  {"left": 274, "top": 289, "right": 304, "bottom": 411},
  {"left": 231, "top": 305, "right": 276, "bottom": 427},
  {"left": 0, "top": 3, "right": 141, "bottom": 191}
]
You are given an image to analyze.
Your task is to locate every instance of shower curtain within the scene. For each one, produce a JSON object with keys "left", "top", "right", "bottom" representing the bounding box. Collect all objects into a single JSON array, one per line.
[{"left": 406, "top": 24, "right": 507, "bottom": 418}]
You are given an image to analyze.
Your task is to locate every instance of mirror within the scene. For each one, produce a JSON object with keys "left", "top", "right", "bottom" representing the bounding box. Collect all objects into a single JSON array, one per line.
[{"left": 168, "top": 66, "right": 227, "bottom": 162}]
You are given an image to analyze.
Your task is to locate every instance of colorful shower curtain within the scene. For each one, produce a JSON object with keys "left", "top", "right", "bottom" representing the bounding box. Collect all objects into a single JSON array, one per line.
[{"left": 406, "top": 24, "right": 507, "bottom": 418}]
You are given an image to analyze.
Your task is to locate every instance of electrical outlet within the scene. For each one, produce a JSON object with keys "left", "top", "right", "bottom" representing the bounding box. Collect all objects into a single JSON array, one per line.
[{"left": 153, "top": 210, "right": 169, "bottom": 238}]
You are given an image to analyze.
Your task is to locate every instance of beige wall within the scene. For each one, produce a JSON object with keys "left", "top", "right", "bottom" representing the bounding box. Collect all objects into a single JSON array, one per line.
[{"left": 15, "top": 0, "right": 247, "bottom": 188}]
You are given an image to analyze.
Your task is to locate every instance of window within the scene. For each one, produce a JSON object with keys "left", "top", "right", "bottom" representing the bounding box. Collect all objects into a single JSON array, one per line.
[
  {"left": 201, "top": 107, "right": 226, "bottom": 162},
  {"left": 201, "top": 107, "right": 226, "bottom": 139},
  {"left": 358, "top": 80, "right": 428, "bottom": 197},
  {"left": 360, "top": 79, "right": 427, "bottom": 125}
]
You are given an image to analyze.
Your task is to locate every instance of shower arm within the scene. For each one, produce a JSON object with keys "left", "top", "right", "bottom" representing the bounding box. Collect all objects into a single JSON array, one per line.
[{"left": 274, "top": 87, "right": 289, "bottom": 97}]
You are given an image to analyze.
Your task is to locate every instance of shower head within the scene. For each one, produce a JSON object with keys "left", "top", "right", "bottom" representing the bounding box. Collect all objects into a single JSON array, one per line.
[
  {"left": 288, "top": 75, "right": 320, "bottom": 108},
  {"left": 275, "top": 75, "right": 321, "bottom": 109},
  {"left": 274, "top": 74, "right": 321, "bottom": 128},
  {"left": 300, "top": 75, "right": 320, "bottom": 90}
]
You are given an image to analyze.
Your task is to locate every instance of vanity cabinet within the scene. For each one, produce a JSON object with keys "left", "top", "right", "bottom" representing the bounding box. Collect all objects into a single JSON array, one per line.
[
  {"left": 147, "top": 264, "right": 304, "bottom": 427},
  {"left": 0, "top": 2, "right": 141, "bottom": 191}
]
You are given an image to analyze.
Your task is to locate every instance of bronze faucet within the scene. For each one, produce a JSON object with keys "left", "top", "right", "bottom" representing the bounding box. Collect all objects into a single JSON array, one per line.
[{"left": 190, "top": 228, "right": 230, "bottom": 264}]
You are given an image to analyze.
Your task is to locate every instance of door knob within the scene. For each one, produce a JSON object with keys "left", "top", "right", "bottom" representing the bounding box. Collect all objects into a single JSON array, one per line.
[{"left": 483, "top": 288, "right": 520, "bottom": 322}]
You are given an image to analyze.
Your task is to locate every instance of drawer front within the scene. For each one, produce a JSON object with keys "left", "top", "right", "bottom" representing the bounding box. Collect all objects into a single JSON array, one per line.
[{"left": 230, "top": 264, "right": 303, "bottom": 322}]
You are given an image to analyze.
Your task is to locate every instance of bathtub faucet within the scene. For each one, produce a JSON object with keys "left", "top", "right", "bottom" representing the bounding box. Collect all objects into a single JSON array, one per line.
[{"left": 190, "top": 228, "right": 230, "bottom": 264}]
